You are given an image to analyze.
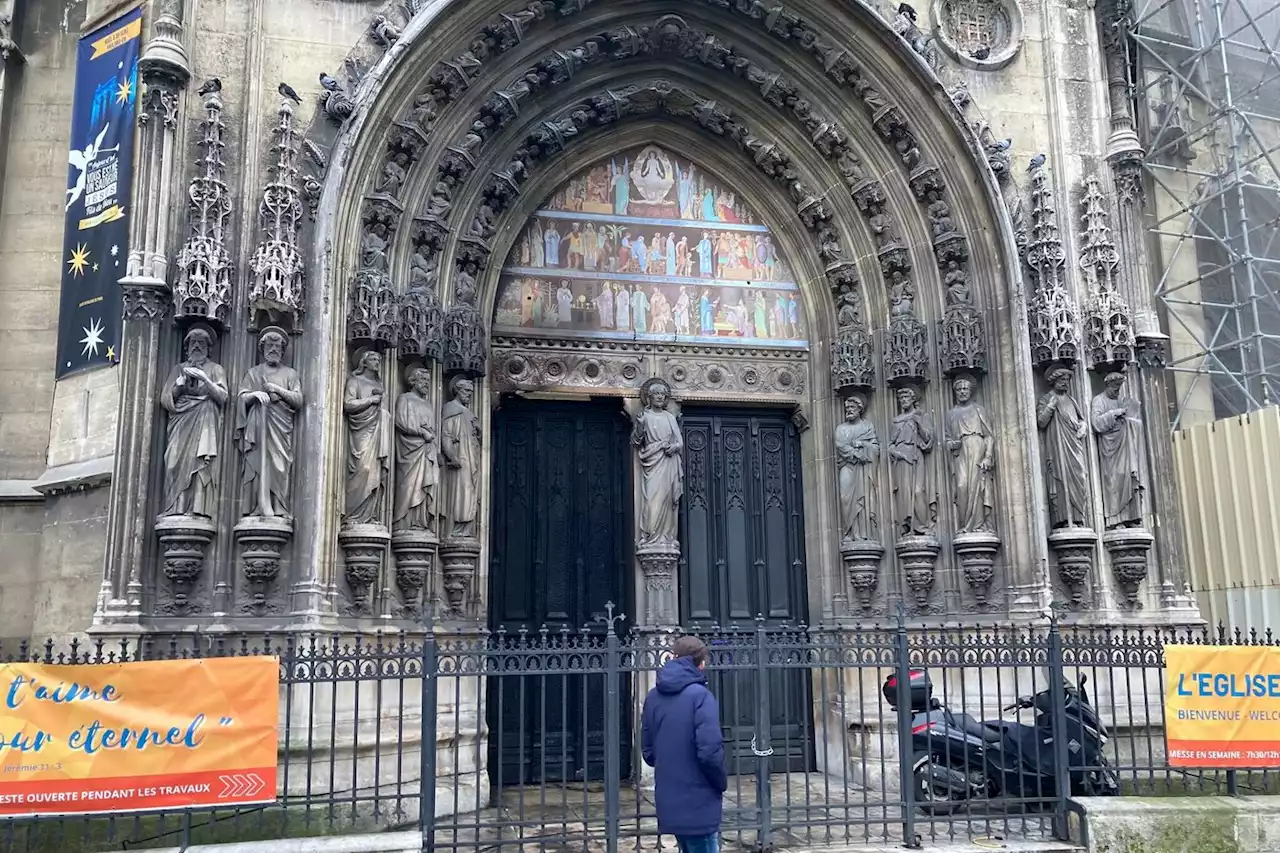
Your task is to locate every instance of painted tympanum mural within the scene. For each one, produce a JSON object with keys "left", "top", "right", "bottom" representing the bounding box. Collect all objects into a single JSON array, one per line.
[{"left": 494, "top": 145, "right": 807, "bottom": 349}]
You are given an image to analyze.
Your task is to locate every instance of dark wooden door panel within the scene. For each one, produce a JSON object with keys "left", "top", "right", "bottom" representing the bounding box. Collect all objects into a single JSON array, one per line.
[
  {"left": 680, "top": 408, "right": 811, "bottom": 773},
  {"left": 489, "top": 398, "right": 632, "bottom": 785}
]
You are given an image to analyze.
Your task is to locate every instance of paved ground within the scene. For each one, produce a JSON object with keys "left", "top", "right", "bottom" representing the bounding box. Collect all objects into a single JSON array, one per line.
[{"left": 430, "top": 774, "right": 1071, "bottom": 852}]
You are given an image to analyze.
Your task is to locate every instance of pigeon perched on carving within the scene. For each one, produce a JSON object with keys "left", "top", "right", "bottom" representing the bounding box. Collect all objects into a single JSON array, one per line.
[
  {"left": 197, "top": 78, "right": 221, "bottom": 96},
  {"left": 319, "top": 73, "right": 345, "bottom": 93},
  {"left": 971, "top": 46, "right": 992, "bottom": 60},
  {"left": 278, "top": 82, "right": 302, "bottom": 104},
  {"left": 1029, "top": 153, "right": 1047, "bottom": 170}
]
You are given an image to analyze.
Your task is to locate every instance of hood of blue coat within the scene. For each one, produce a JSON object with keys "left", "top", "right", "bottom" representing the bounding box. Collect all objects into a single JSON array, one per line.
[{"left": 656, "top": 655, "right": 708, "bottom": 694}]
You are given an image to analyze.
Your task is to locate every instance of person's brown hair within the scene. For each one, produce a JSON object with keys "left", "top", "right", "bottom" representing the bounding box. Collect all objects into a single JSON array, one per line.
[{"left": 672, "top": 635, "right": 708, "bottom": 667}]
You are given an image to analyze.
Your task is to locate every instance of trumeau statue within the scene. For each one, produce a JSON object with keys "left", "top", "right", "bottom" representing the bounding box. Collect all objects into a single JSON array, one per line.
[
  {"left": 835, "top": 393, "right": 879, "bottom": 544},
  {"left": 1037, "top": 366, "right": 1090, "bottom": 528},
  {"left": 632, "top": 377, "right": 684, "bottom": 551},
  {"left": 343, "top": 350, "right": 391, "bottom": 525},
  {"left": 946, "top": 375, "right": 997, "bottom": 534},
  {"left": 393, "top": 366, "right": 440, "bottom": 531},
  {"left": 440, "top": 375, "right": 481, "bottom": 540},
  {"left": 160, "top": 326, "right": 228, "bottom": 518},
  {"left": 888, "top": 386, "right": 936, "bottom": 536},
  {"left": 235, "top": 327, "right": 303, "bottom": 519},
  {"left": 1091, "top": 372, "right": 1146, "bottom": 529}
]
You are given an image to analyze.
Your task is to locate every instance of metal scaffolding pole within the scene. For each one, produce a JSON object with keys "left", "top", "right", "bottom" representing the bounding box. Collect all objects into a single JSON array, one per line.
[{"left": 1131, "top": 0, "right": 1280, "bottom": 427}]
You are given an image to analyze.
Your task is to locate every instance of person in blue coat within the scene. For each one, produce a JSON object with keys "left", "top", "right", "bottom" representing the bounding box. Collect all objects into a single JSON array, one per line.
[{"left": 641, "top": 636, "right": 727, "bottom": 853}]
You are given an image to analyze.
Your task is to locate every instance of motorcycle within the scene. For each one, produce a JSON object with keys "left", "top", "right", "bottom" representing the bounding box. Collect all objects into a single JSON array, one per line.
[{"left": 882, "top": 669, "right": 1119, "bottom": 815}]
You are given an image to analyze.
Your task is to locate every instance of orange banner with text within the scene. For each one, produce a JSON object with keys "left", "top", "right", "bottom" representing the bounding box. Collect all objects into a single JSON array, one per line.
[
  {"left": 1165, "top": 645, "right": 1280, "bottom": 768},
  {"left": 0, "top": 657, "right": 279, "bottom": 816}
]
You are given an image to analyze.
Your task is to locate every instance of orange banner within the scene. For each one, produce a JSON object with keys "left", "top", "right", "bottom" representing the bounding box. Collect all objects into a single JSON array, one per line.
[
  {"left": 1165, "top": 645, "right": 1280, "bottom": 768},
  {"left": 0, "top": 657, "right": 278, "bottom": 816}
]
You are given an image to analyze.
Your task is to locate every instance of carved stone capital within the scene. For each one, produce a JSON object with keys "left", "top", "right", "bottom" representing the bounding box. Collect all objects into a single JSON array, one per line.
[
  {"left": 1103, "top": 528, "right": 1153, "bottom": 610},
  {"left": 339, "top": 523, "right": 390, "bottom": 617},
  {"left": 896, "top": 534, "right": 942, "bottom": 616},
  {"left": 154, "top": 515, "right": 215, "bottom": 616},
  {"left": 637, "top": 545, "right": 680, "bottom": 628},
  {"left": 120, "top": 277, "right": 172, "bottom": 323},
  {"left": 1048, "top": 527, "right": 1097, "bottom": 610},
  {"left": 234, "top": 516, "right": 292, "bottom": 616},
  {"left": 391, "top": 529, "right": 439, "bottom": 621},
  {"left": 953, "top": 531, "right": 1001, "bottom": 611},
  {"left": 842, "top": 541, "right": 885, "bottom": 616}
]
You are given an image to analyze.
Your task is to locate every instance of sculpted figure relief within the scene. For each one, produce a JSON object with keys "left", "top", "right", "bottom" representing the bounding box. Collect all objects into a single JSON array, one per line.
[
  {"left": 946, "top": 375, "right": 997, "bottom": 534},
  {"left": 632, "top": 378, "right": 684, "bottom": 551},
  {"left": 343, "top": 351, "right": 391, "bottom": 525},
  {"left": 236, "top": 328, "right": 304, "bottom": 518},
  {"left": 440, "top": 376, "right": 481, "bottom": 540},
  {"left": 1038, "top": 367, "right": 1090, "bottom": 528},
  {"left": 888, "top": 386, "right": 935, "bottom": 536},
  {"left": 160, "top": 327, "right": 228, "bottom": 518},
  {"left": 394, "top": 367, "right": 440, "bottom": 531},
  {"left": 1091, "top": 372, "right": 1146, "bottom": 529},
  {"left": 835, "top": 394, "right": 879, "bottom": 544}
]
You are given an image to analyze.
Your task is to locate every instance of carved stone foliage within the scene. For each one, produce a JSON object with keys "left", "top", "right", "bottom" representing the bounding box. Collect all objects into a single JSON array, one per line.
[
  {"left": 1079, "top": 174, "right": 1136, "bottom": 370},
  {"left": 174, "top": 89, "right": 233, "bottom": 326},
  {"left": 931, "top": 0, "right": 1025, "bottom": 71},
  {"left": 249, "top": 102, "right": 305, "bottom": 332},
  {"left": 1025, "top": 157, "right": 1081, "bottom": 367}
]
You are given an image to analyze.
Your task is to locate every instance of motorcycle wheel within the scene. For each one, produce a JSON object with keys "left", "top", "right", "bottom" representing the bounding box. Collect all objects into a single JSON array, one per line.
[{"left": 911, "top": 750, "right": 968, "bottom": 816}]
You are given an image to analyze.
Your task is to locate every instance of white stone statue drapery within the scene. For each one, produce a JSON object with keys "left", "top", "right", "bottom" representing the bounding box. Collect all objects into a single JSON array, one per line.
[
  {"left": 946, "top": 375, "right": 996, "bottom": 534},
  {"left": 1091, "top": 372, "right": 1146, "bottom": 529},
  {"left": 1038, "top": 366, "right": 1090, "bottom": 528},
  {"left": 393, "top": 367, "right": 440, "bottom": 531},
  {"left": 835, "top": 393, "right": 879, "bottom": 544},
  {"left": 632, "top": 378, "right": 684, "bottom": 551},
  {"left": 440, "top": 376, "right": 481, "bottom": 541},
  {"left": 342, "top": 351, "right": 391, "bottom": 525},
  {"left": 160, "top": 326, "right": 227, "bottom": 518},
  {"left": 235, "top": 328, "right": 303, "bottom": 518}
]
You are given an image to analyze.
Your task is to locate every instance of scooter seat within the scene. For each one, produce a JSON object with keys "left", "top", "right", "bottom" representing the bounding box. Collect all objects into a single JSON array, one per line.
[{"left": 955, "top": 714, "right": 1006, "bottom": 744}]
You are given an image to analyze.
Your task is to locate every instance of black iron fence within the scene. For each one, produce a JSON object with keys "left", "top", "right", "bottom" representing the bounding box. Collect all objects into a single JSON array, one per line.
[{"left": 1, "top": 617, "right": 1276, "bottom": 852}]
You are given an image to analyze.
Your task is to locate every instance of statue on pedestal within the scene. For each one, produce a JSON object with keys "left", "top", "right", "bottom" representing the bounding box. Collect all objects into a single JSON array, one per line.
[
  {"left": 440, "top": 376, "right": 481, "bottom": 541},
  {"left": 159, "top": 326, "right": 227, "bottom": 518},
  {"left": 632, "top": 377, "right": 684, "bottom": 551},
  {"left": 1092, "top": 372, "right": 1146, "bottom": 529},
  {"left": 835, "top": 393, "right": 879, "bottom": 544},
  {"left": 235, "top": 327, "right": 303, "bottom": 518},
  {"left": 888, "top": 386, "right": 935, "bottom": 536},
  {"left": 342, "top": 350, "right": 391, "bottom": 525},
  {"left": 394, "top": 366, "right": 440, "bottom": 531},
  {"left": 1038, "top": 366, "right": 1091, "bottom": 528},
  {"left": 946, "top": 375, "right": 996, "bottom": 534}
]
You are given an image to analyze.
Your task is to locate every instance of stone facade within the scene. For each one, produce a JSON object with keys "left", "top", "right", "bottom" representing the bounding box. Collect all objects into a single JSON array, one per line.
[{"left": 0, "top": 0, "right": 1209, "bottom": 646}]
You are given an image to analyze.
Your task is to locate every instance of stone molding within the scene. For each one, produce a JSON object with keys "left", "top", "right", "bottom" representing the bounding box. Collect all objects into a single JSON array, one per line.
[
  {"left": 32, "top": 456, "right": 114, "bottom": 497},
  {"left": 0, "top": 480, "right": 42, "bottom": 502}
]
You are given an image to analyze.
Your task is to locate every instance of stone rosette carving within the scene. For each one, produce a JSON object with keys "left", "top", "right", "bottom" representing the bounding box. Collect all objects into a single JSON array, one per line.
[
  {"left": 174, "top": 88, "right": 233, "bottom": 326},
  {"left": 234, "top": 516, "right": 291, "bottom": 615},
  {"left": 154, "top": 516, "right": 215, "bottom": 615},
  {"left": 930, "top": 0, "right": 1025, "bottom": 71}
]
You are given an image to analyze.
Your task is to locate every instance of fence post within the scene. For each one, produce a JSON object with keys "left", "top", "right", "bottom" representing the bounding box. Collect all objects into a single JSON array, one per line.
[
  {"left": 1047, "top": 619, "right": 1073, "bottom": 841},
  {"left": 894, "top": 609, "right": 921, "bottom": 850},
  {"left": 603, "top": 613, "right": 622, "bottom": 853},
  {"left": 420, "top": 631, "right": 439, "bottom": 850},
  {"left": 754, "top": 618, "right": 773, "bottom": 851}
]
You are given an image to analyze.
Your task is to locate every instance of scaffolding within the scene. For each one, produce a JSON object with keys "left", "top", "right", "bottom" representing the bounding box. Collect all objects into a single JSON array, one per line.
[{"left": 1131, "top": 0, "right": 1280, "bottom": 428}]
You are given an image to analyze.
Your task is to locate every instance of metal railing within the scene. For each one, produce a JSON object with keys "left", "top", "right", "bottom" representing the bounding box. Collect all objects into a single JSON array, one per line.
[{"left": 0, "top": 617, "right": 1274, "bottom": 852}]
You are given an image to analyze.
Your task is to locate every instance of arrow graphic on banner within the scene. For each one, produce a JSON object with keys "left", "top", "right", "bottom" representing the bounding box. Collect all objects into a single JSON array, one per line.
[{"left": 218, "top": 773, "right": 267, "bottom": 799}]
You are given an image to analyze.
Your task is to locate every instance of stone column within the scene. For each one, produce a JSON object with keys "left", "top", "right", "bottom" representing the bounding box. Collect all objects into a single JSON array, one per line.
[
  {"left": 95, "top": 1, "right": 190, "bottom": 627},
  {"left": 1096, "top": 0, "right": 1197, "bottom": 614}
]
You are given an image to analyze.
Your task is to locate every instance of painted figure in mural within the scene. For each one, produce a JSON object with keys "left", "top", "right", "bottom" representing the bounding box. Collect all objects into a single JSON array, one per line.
[
  {"left": 1038, "top": 366, "right": 1090, "bottom": 528},
  {"left": 440, "top": 376, "right": 481, "bottom": 541},
  {"left": 731, "top": 297, "right": 750, "bottom": 337},
  {"left": 616, "top": 282, "right": 631, "bottom": 331},
  {"left": 699, "top": 289, "right": 717, "bottom": 336},
  {"left": 583, "top": 224, "right": 598, "bottom": 271},
  {"left": 674, "top": 287, "right": 692, "bottom": 335},
  {"left": 701, "top": 187, "right": 717, "bottom": 221},
  {"left": 946, "top": 375, "right": 997, "bottom": 534},
  {"left": 666, "top": 231, "right": 678, "bottom": 276},
  {"left": 557, "top": 281, "right": 574, "bottom": 326},
  {"left": 567, "top": 223, "right": 584, "bottom": 269},
  {"left": 889, "top": 386, "right": 935, "bottom": 537},
  {"left": 596, "top": 281, "right": 614, "bottom": 329},
  {"left": 160, "top": 326, "right": 228, "bottom": 518},
  {"left": 236, "top": 328, "right": 304, "bottom": 519},
  {"left": 1091, "top": 372, "right": 1146, "bottom": 529},
  {"left": 519, "top": 278, "right": 535, "bottom": 325},
  {"left": 544, "top": 222, "right": 562, "bottom": 267},
  {"left": 753, "top": 291, "right": 769, "bottom": 339},
  {"left": 651, "top": 287, "right": 672, "bottom": 334},
  {"left": 772, "top": 294, "right": 788, "bottom": 340},
  {"left": 836, "top": 394, "right": 880, "bottom": 544},
  {"left": 676, "top": 235, "right": 692, "bottom": 277},
  {"left": 530, "top": 220, "right": 545, "bottom": 267},
  {"left": 632, "top": 378, "right": 684, "bottom": 550},
  {"left": 697, "top": 232, "right": 714, "bottom": 278},
  {"left": 635, "top": 234, "right": 650, "bottom": 274},
  {"left": 765, "top": 236, "right": 778, "bottom": 281},
  {"left": 632, "top": 284, "right": 650, "bottom": 334},
  {"left": 611, "top": 157, "right": 630, "bottom": 216},
  {"left": 393, "top": 367, "right": 439, "bottom": 532},
  {"left": 678, "top": 167, "right": 696, "bottom": 219},
  {"left": 618, "top": 231, "right": 633, "bottom": 272},
  {"left": 343, "top": 350, "right": 391, "bottom": 525},
  {"left": 787, "top": 292, "right": 800, "bottom": 336}
]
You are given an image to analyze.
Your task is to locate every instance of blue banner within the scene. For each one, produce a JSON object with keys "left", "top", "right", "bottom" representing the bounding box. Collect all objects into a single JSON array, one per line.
[{"left": 55, "top": 7, "right": 142, "bottom": 378}]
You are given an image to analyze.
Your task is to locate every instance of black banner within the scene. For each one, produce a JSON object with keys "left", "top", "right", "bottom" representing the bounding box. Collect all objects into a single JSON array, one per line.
[{"left": 55, "top": 7, "right": 142, "bottom": 378}]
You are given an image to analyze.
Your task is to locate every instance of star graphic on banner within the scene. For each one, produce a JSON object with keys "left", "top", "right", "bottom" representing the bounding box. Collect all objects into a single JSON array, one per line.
[
  {"left": 106, "top": 345, "right": 116, "bottom": 361},
  {"left": 67, "top": 243, "right": 90, "bottom": 277},
  {"left": 92, "top": 262, "right": 99, "bottom": 272},
  {"left": 80, "top": 318, "right": 105, "bottom": 358},
  {"left": 111, "top": 245, "right": 119, "bottom": 257},
  {"left": 115, "top": 77, "right": 134, "bottom": 104}
]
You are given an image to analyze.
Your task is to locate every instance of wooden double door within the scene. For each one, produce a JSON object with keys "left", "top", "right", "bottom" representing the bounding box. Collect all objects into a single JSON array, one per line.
[{"left": 488, "top": 400, "right": 811, "bottom": 783}]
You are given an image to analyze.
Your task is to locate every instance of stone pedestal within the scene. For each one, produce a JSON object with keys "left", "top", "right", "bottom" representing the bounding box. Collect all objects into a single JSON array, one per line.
[
  {"left": 953, "top": 532, "right": 1002, "bottom": 611},
  {"left": 235, "top": 516, "right": 292, "bottom": 615},
  {"left": 842, "top": 540, "right": 885, "bottom": 616},
  {"left": 439, "top": 538, "right": 481, "bottom": 620},
  {"left": 1048, "top": 527, "right": 1098, "bottom": 609},
  {"left": 896, "top": 534, "right": 941, "bottom": 616},
  {"left": 1104, "top": 528, "right": 1154, "bottom": 609},
  {"left": 391, "top": 529, "right": 439, "bottom": 621},
  {"left": 339, "top": 524, "right": 391, "bottom": 616},
  {"left": 637, "top": 544, "right": 680, "bottom": 627},
  {"left": 154, "top": 515, "right": 216, "bottom": 615}
]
